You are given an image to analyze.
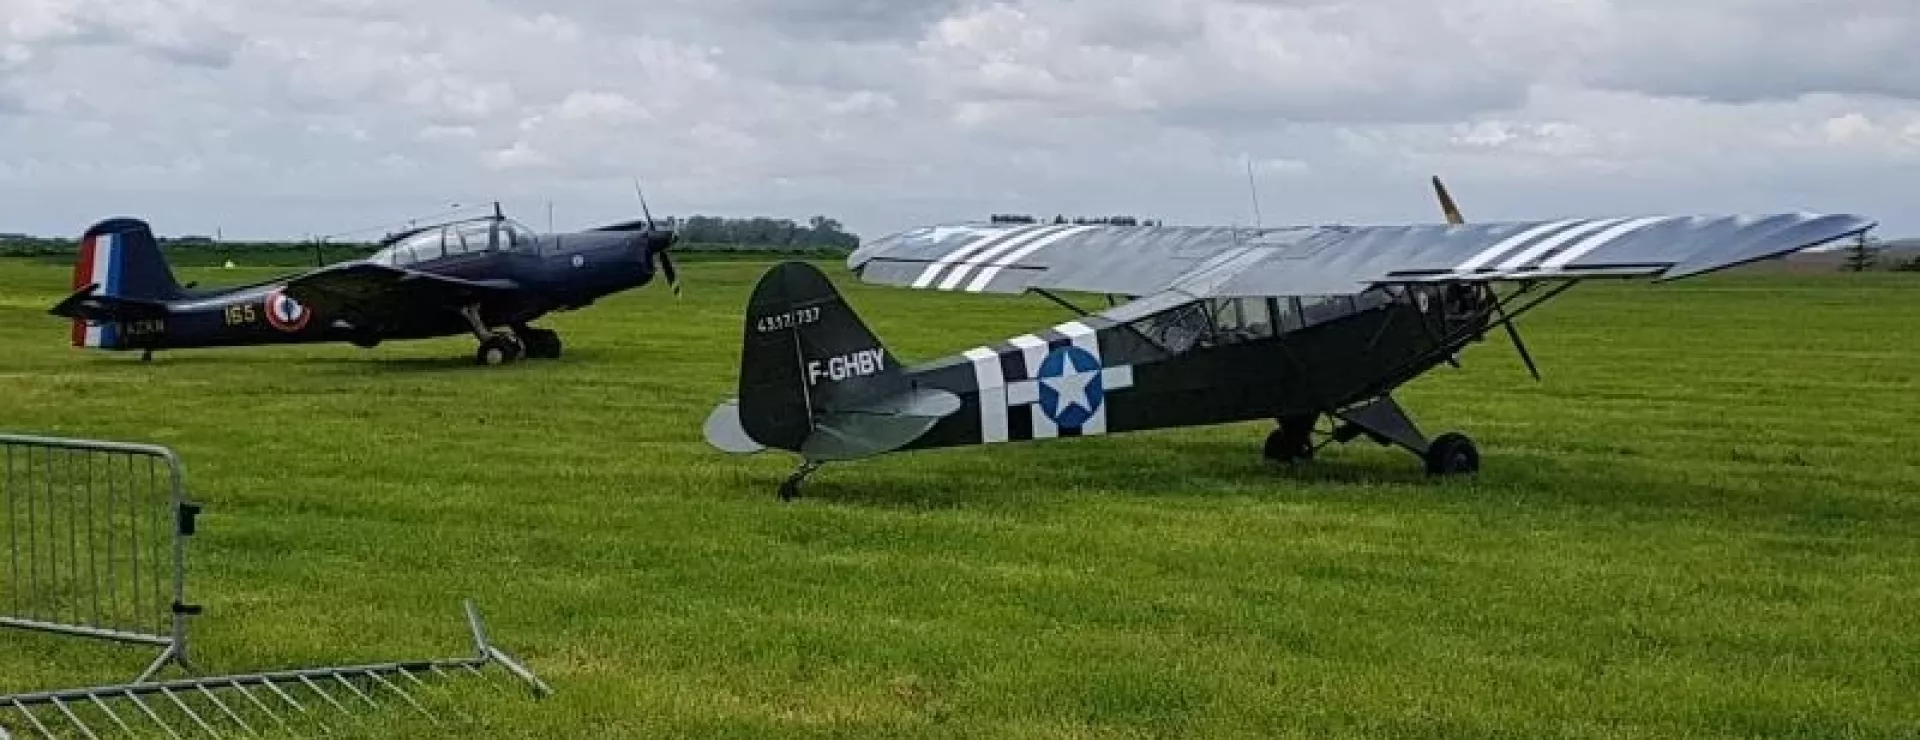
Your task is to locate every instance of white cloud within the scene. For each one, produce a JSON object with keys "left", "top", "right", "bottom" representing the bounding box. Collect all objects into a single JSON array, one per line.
[{"left": 0, "top": 0, "right": 1915, "bottom": 240}]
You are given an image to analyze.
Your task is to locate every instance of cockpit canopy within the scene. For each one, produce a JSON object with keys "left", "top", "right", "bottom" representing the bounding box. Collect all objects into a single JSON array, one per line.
[{"left": 369, "top": 217, "right": 539, "bottom": 267}]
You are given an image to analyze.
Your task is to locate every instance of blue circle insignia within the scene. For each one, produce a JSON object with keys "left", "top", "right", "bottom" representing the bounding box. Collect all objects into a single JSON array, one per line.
[{"left": 1036, "top": 345, "right": 1104, "bottom": 429}]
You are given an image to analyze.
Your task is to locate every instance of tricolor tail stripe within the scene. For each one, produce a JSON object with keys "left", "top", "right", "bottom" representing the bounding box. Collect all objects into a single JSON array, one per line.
[{"left": 71, "top": 231, "right": 123, "bottom": 348}]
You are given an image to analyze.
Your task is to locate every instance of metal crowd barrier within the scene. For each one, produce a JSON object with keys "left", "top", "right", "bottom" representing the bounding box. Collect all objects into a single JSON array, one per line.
[
  {"left": 0, "top": 600, "right": 552, "bottom": 739},
  {"left": 0, "top": 433, "right": 201, "bottom": 682}
]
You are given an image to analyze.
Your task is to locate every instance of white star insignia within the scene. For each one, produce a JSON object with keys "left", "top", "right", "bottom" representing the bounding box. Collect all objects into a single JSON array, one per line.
[{"left": 1044, "top": 367, "right": 1098, "bottom": 416}]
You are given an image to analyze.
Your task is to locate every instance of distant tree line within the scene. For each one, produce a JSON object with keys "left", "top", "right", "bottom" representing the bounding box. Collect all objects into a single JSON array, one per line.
[{"left": 669, "top": 215, "right": 859, "bottom": 250}]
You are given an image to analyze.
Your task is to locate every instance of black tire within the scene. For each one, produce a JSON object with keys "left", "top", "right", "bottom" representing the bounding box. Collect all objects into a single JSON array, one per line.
[
  {"left": 520, "top": 328, "right": 562, "bottom": 359},
  {"left": 1424, "top": 432, "right": 1479, "bottom": 475},
  {"left": 475, "top": 333, "right": 523, "bottom": 366},
  {"left": 1263, "top": 425, "right": 1314, "bottom": 463}
]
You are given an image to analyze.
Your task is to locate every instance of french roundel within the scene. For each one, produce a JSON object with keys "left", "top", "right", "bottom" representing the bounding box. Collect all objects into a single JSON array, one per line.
[{"left": 263, "top": 289, "right": 311, "bottom": 332}]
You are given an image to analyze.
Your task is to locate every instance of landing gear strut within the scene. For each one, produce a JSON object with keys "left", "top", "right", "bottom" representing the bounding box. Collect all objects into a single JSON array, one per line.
[
  {"left": 1265, "top": 395, "right": 1480, "bottom": 476},
  {"left": 462, "top": 304, "right": 523, "bottom": 366},
  {"left": 779, "top": 462, "right": 822, "bottom": 502}
]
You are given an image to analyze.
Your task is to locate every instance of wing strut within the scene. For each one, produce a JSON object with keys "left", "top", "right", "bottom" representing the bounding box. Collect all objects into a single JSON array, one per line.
[
  {"left": 1493, "top": 292, "right": 1541, "bottom": 381},
  {"left": 1034, "top": 288, "right": 1095, "bottom": 317},
  {"left": 1433, "top": 174, "right": 1544, "bottom": 381}
]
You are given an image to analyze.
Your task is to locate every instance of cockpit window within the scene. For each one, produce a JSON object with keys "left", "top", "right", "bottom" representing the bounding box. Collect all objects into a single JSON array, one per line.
[
  {"left": 499, "top": 219, "right": 538, "bottom": 251},
  {"left": 1208, "top": 297, "right": 1275, "bottom": 345},
  {"left": 370, "top": 228, "right": 446, "bottom": 266},
  {"left": 445, "top": 220, "right": 494, "bottom": 256},
  {"left": 404, "top": 228, "right": 446, "bottom": 263}
]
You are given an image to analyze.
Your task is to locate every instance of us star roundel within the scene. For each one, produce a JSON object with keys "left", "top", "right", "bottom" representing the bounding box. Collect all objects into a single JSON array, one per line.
[
  {"left": 263, "top": 289, "right": 311, "bottom": 332},
  {"left": 960, "top": 318, "right": 1136, "bottom": 444},
  {"left": 1037, "top": 345, "right": 1105, "bottom": 428}
]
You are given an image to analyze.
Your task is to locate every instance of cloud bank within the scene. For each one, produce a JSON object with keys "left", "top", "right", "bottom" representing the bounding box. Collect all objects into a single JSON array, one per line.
[{"left": 2, "top": 0, "right": 1914, "bottom": 240}]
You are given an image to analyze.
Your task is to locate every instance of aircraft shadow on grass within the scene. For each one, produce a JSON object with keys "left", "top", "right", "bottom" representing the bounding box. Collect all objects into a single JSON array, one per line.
[{"left": 794, "top": 430, "right": 1879, "bottom": 530}]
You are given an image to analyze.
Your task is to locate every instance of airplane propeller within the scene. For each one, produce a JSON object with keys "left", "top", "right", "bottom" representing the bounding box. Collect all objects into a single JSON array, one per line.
[{"left": 632, "top": 178, "right": 682, "bottom": 298}]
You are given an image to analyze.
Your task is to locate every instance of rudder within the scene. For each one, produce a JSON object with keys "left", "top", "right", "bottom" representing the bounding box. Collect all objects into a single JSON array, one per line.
[
  {"left": 69, "top": 218, "right": 184, "bottom": 348},
  {"left": 734, "top": 261, "right": 909, "bottom": 451}
]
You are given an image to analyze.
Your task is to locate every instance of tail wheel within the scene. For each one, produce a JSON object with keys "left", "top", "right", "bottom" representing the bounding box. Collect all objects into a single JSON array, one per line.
[
  {"left": 1424, "top": 432, "right": 1479, "bottom": 475},
  {"left": 475, "top": 333, "right": 524, "bottom": 366}
]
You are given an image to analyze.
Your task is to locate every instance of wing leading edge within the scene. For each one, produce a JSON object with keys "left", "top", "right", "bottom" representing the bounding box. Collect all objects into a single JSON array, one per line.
[
  {"left": 279, "top": 262, "right": 523, "bottom": 323},
  {"left": 848, "top": 213, "right": 1875, "bottom": 299}
]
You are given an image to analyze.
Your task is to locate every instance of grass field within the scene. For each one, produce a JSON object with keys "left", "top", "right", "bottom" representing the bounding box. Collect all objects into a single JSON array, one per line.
[{"left": 1, "top": 257, "right": 1916, "bottom": 738}]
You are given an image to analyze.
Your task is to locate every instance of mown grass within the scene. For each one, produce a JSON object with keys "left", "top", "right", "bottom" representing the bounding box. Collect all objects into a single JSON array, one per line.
[{"left": 0, "top": 257, "right": 1915, "bottom": 738}]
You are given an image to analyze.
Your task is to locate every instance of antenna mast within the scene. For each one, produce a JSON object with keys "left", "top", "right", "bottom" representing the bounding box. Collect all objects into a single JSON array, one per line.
[{"left": 1244, "top": 156, "right": 1262, "bottom": 228}]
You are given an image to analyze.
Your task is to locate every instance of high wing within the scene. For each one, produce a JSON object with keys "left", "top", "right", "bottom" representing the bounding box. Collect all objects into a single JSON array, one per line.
[
  {"left": 278, "top": 262, "right": 523, "bottom": 324},
  {"left": 846, "top": 213, "right": 1875, "bottom": 299}
]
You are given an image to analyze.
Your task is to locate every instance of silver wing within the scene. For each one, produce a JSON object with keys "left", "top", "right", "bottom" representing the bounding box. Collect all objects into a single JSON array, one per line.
[{"left": 846, "top": 213, "right": 1876, "bottom": 299}]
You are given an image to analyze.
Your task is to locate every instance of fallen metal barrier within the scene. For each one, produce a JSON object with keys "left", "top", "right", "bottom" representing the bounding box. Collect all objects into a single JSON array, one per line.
[
  {"left": 0, "top": 600, "right": 551, "bottom": 739},
  {"left": 0, "top": 433, "right": 201, "bottom": 682}
]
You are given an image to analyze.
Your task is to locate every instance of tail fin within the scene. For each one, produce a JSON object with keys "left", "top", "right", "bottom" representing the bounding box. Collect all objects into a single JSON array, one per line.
[
  {"left": 705, "top": 261, "right": 957, "bottom": 461},
  {"left": 67, "top": 218, "right": 184, "bottom": 348}
]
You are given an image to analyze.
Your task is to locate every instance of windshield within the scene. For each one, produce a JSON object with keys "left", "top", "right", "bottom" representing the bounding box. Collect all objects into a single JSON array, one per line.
[
  {"left": 499, "top": 218, "right": 538, "bottom": 251},
  {"left": 369, "top": 228, "right": 445, "bottom": 266},
  {"left": 369, "top": 216, "right": 533, "bottom": 264}
]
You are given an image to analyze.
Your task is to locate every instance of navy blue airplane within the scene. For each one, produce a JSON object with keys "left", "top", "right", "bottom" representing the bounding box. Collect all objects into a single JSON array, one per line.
[{"left": 49, "top": 202, "right": 680, "bottom": 366}]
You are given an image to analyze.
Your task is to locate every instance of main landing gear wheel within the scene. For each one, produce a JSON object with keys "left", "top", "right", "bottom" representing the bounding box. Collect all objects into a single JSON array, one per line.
[
  {"left": 1424, "top": 432, "right": 1479, "bottom": 476},
  {"left": 518, "top": 327, "right": 563, "bottom": 359},
  {"left": 475, "top": 333, "right": 524, "bottom": 366},
  {"left": 1262, "top": 416, "right": 1316, "bottom": 464}
]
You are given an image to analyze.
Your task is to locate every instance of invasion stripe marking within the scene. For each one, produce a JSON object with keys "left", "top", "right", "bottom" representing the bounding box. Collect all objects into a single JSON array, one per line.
[
  {"left": 960, "top": 225, "right": 1099, "bottom": 292},
  {"left": 1451, "top": 219, "right": 1583, "bottom": 273},
  {"left": 931, "top": 225, "right": 1069, "bottom": 291},
  {"left": 963, "top": 346, "right": 1008, "bottom": 443},
  {"left": 1537, "top": 215, "right": 1673, "bottom": 271},
  {"left": 1492, "top": 217, "right": 1629, "bottom": 271},
  {"left": 909, "top": 224, "right": 1052, "bottom": 289}
]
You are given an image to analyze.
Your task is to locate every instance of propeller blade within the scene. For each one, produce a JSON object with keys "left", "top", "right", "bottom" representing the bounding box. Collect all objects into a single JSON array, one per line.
[
  {"left": 1432, "top": 175, "right": 1464, "bottom": 225},
  {"left": 659, "top": 250, "right": 681, "bottom": 298},
  {"left": 632, "top": 178, "right": 655, "bottom": 230}
]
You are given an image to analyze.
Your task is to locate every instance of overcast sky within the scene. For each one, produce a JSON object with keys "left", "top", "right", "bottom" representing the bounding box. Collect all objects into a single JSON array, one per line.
[{"left": 2, "top": 0, "right": 1916, "bottom": 241}]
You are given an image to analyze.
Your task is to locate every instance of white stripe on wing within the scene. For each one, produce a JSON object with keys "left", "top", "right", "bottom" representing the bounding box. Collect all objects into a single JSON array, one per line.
[
  {"left": 960, "top": 225, "right": 1099, "bottom": 292},
  {"left": 1537, "top": 216, "right": 1673, "bottom": 271},
  {"left": 910, "top": 224, "right": 1054, "bottom": 289},
  {"left": 1451, "top": 219, "right": 1582, "bottom": 273}
]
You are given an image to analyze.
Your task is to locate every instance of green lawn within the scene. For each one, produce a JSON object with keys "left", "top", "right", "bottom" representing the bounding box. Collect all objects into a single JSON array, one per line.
[{"left": 0, "top": 257, "right": 1916, "bottom": 738}]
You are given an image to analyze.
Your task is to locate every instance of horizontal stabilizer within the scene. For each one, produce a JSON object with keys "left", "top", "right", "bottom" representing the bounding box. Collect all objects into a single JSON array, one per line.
[
  {"left": 48, "top": 285, "right": 168, "bottom": 322},
  {"left": 703, "top": 400, "right": 766, "bottom": 455},
  {"left": 799, "top": 388, "right": 962, "bottom": 461}
]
